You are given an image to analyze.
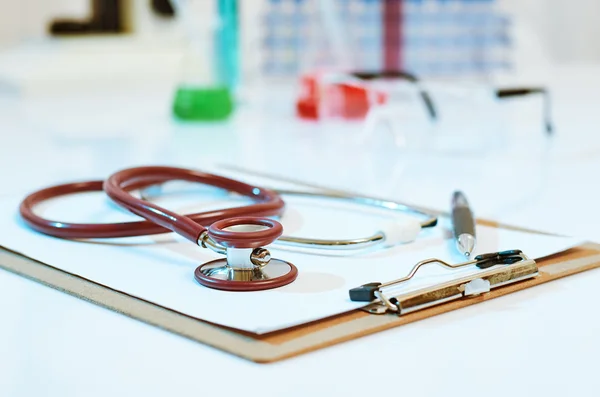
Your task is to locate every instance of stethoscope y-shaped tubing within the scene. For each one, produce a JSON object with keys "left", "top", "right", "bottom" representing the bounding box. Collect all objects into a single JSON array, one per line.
[{"left": 19, "top": 166, "right": 285, "bottom": 240}]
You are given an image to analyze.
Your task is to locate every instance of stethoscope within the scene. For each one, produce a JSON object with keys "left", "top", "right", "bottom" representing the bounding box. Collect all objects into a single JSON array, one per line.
[{"left": 19, "top": 166, "right": 438, "bottom": 292}]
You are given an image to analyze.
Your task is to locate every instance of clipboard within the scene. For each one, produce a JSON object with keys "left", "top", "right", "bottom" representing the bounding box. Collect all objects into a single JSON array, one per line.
[{"left": 1, "top": 236, "right": 599, "bottom": 363}]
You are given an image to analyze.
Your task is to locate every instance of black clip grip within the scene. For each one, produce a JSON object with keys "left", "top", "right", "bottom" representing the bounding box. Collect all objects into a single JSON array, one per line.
[
  {"left": 475, "top": 249, "right": 524, "bottom": 269},
  {"left": 349, "top": 282, "right": 382, "bottom": 302}
]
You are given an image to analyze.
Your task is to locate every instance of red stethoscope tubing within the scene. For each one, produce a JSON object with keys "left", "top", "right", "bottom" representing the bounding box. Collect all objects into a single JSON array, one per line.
[{"left": 19, "top": 166, "right": 285, "bottom": 242}]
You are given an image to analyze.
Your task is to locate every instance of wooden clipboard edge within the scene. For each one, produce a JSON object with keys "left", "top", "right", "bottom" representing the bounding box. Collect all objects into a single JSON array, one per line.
[
  {"left": 0, "top": 245, "right": 277, "bottom": 363},
  {"left": 1, "top": 243, "right": 599, "bottom": 363}
]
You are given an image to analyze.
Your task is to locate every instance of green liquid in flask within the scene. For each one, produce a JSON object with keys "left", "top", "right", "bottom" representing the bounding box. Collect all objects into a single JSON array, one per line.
[{"left": 172, "top": 86, "right": 234, "bottom": 121}]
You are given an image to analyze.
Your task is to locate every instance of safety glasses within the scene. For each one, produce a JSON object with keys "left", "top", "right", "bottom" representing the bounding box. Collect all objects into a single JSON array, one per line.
[
  {"left": 295, "top": 69, "right": 552, "bottom": 138},
  {"left": 359, "top": 76, "right": 553, "bottom": 155}
]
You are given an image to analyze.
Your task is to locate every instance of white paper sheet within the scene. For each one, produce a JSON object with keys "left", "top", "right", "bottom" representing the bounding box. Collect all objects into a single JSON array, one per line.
[{"left": 0, "top": 189, "right": 581, "bottom": 334}]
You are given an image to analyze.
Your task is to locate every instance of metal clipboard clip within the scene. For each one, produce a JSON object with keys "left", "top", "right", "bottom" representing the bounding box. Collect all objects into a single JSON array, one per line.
[{"left": 349, "top": 250, "right": 539, "bottom": 315}]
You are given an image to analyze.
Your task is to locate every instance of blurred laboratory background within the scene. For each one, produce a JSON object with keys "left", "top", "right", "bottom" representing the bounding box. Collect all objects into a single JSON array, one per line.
[
  {"left": 0, "top": 1, "right": 597, "bottom": 97},
  {"left": 0, "top": 1, "right": 597, "bottom": 79},
  {"left": 0, "top": 0, "right": 597, "bottom": 110},
  {"left": 2, "top": 1, "right": 600, "bottom": 70},
  {"left": 0, "top": 0, "right": 599, "bottom": 205}
]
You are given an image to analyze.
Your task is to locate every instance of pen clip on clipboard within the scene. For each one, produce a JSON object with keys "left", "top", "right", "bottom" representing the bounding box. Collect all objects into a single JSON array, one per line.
[{"left": 350, "top": 250, "right": 539, "bottom": 315}]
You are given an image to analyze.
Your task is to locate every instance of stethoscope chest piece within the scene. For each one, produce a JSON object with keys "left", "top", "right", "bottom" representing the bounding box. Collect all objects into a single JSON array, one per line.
[
  {"left": 195, "top": 258, "right": 297, "bottom": 291},
  {"left": 194, "top": 217, "right": 298, "bottom": 291}
]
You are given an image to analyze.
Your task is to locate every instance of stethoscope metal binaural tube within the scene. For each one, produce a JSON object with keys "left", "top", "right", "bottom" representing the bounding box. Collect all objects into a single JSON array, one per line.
[
  {"left": 216, "top": 164, "right": 439, "bottom": 251},
  {"left": 270, "top": 189, "right": 437, "bottom": 251}
]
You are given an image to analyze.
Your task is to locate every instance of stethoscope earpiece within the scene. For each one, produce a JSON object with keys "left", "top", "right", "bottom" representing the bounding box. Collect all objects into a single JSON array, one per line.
[{"left": 380, "top": 218, "right": 422, "bottom": 246}]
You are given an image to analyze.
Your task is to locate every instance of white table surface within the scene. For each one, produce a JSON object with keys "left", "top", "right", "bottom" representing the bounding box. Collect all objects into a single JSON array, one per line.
[{"left": 1, "top": 40, "right": 600, "bottom": 396}]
